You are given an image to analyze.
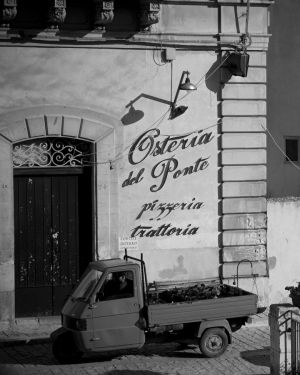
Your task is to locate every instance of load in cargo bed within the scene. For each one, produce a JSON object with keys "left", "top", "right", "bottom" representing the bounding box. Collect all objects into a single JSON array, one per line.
[{"left": 147, "top": 282, "right": 258, "bottom": 326}]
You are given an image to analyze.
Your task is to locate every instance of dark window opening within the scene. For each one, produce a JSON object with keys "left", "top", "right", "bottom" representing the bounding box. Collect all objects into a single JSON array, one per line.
[
  {"left": 285, "top": 138, "right": 299, "bottom": 162},
  {"left": 96, "top": 271, "right": 134, "bottom": 301}
]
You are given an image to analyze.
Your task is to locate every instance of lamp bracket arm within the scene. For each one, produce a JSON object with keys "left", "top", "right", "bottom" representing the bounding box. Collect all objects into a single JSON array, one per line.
[{"left": 125, "top": 93, "right": 172, "bottom": 109}]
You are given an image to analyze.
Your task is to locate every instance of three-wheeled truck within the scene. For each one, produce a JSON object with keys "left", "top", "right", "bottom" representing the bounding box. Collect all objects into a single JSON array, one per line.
[{"left": 51, "top": 252, "right": 259, "bottom": 363}]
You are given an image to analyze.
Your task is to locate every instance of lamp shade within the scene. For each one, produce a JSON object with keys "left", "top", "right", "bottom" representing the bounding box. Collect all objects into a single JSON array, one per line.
[
  {"left": 169, "top": 105, "right": 188, "bottom": 119},
  {"left": 179, "top": 77, "right": 197, "bottom": 91}
]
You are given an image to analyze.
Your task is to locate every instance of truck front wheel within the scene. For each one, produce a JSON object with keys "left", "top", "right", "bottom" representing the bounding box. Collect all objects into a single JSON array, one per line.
[
  {"left": 52, "top": 331, "right": 83, "bottom": 364},
  {"left": 199, "top": 328, "right": 228, "bottom": 358}
]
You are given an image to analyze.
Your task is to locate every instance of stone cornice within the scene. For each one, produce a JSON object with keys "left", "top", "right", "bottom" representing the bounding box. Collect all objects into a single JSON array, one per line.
[
  {"left": 161, "top": 0, "right": 274, "bottom": 4},
  {"left": 0, "top": 30, "right": 271, "bottom": 50},
  {"left": 217, "top": 0, "right": 274, "bottom": 3}
]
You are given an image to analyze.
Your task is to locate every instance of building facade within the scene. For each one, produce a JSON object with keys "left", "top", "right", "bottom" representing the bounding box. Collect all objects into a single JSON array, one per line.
[
  {"left": 267, "top": 0, "right": 300, "bottom": 198},
  {"left": 266, "top": 0, "right": 300, "bottom": 304},
  {"left": 0, "top": 0, "right": 273, "bottom": 327}
]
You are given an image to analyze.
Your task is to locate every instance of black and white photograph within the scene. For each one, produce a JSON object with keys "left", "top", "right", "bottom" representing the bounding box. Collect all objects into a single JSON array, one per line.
[{"left": 0, "top": 0, "right": 296, "bottom": 374}]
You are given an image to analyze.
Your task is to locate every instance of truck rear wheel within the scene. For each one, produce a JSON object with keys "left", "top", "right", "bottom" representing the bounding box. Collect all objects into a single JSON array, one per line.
[
  {"left": 52, "top": 331, "right": 83, "bottom": 364},
  {"left": 199, "top": 328, "right": 228, "bottom": 358}
]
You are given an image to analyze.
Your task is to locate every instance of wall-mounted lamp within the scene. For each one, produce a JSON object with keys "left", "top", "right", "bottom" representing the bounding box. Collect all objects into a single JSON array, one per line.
[
  {"left": 122, "top": 70, "right": 197, "bottom": 125},
  {"left": 170, "top": 71, "right": 197, "bottom": 119},
  {"left": 226, "top": 51, "right": 250, "bottom": 78}
]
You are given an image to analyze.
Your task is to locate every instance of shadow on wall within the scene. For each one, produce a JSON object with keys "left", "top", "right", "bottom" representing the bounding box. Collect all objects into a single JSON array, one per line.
[
  {"left": 205, "top": 55, "right": 233, "bottom": 93},
  {"left": 268, "top": 256, "right": 277, "bottom": 270},
  {"left": 158, "top": 255, "right": 188, "bottom": 279}
]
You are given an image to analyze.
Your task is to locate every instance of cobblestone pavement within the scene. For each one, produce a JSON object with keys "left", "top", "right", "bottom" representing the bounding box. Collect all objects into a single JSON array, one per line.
[{"left": 0, "top": 325, "right": 270, "bottom": 375}]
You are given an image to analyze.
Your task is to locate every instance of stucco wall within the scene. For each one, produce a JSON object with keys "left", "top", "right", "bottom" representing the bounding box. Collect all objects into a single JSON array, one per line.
[
  {"left": 0, "top": 138, "right": 14, "bottom": 323},
  {"left": 0, "top": 46, "right": 220, "bottom": 282},
  {"left": 268, "top": 198, "right": 300, "bottom": 305}
]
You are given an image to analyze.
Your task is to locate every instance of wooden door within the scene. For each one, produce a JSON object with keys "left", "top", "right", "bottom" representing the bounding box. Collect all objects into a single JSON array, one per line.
[{"left": 14, "top": 172, "right": 90, "bottom": 317}]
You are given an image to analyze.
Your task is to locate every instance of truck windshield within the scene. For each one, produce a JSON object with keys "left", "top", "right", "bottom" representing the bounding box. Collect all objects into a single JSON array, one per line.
[{"left": 71, "top": 268, "right": 103, "bottom": 302}]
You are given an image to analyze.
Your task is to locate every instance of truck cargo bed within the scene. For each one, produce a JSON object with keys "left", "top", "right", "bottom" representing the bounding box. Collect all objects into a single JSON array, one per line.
[{"left": 147, "top": 286, "right": 258, "bottom": 326}]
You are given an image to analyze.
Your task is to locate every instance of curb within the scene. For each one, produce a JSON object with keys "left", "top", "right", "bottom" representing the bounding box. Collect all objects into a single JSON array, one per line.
[
  {"left": 0, "top": 324, "right": 269, "bottom": 348},
  {"left": 0, "top": 317, "right": 60, "bottom": 346},
  {"left": 0, "top": 336, "right": 51, "bottom": 347}
]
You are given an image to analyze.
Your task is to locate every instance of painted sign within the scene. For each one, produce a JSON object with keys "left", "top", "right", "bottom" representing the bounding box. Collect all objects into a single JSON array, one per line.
[
  {"left": 122, "top": 128, "right": 213, "bottom": 193},
  {"left": 119, "top": 124, "right": 219, "bottom": 281},
  {"left": 131, "top": 197, "right": 204, "bottom": 238}
]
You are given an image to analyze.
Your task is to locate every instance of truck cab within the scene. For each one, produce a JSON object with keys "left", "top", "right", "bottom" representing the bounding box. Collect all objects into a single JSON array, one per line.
[{"left": 52, "top": 258, "right": 146, "bottom": 362}]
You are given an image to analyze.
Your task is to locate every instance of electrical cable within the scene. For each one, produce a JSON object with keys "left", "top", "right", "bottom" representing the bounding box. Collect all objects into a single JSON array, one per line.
[
  {"left": 113, "top": 109, "right": 171, "bottom": 163},
  {"left": 17, "top": 52, "right": 233, "bottom": 170},
  {"left": 237, "top": 0, "right": 252, "bottom": 51},
  {"left": 159, "top": 121, "right": 219, "bottom": 137},
  {"left": 245, "top": 0, "right": 251, "bottom": 38},
  {"left": 261, "top": 123, "right": 300, "bottom": 172},
  {"left": 178, "top": 52, "right": 231, "bottom": 103},
  {"left": 61, "top": 118, "right": 220, "bottom": 168},
  {"left": 71, "top": 54, "right": 231, "bottom": 166},
  {"left": 152, "top": 48, "right": 166, "bottom": 66},
  {"left": 152, "top": 42, "right": 167, "bottom": 66},
  {"left": 52, "top": 121, "right": 300, "bottom": 173},
  {"left": 109, "top": 54, "right": 232, "bottom": 164}
]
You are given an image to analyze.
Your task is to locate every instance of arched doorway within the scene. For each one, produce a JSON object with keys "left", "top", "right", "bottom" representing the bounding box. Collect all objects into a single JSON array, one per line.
[{"left": 13, "top": 137, "right": 94, "bottom": 317}]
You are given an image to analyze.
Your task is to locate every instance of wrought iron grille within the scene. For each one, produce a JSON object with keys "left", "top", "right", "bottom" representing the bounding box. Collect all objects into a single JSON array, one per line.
[
  {"left": 279, "top": 310, "right": 300, "bottom": 374},
  {"left": 291, "top": 312, "right": 300, "bottom": 374},
  {"left": 12, "top": 138, "right": 92, "bottom": 168}
]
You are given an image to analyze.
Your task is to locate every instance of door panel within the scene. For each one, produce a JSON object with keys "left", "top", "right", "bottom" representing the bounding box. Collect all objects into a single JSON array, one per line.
[
  {"left": 15, "top": 286, "right": 52, "bottom": 317},
  {"left": 14, "top": 176, "right": 53, "bottom": 317},
  {"left": 14, "top": 173, "right": 88, "bottom": 317},
  {"left": 92, "top": 298, "right": 144, "bottom": 350},
  {"left": 91, "top": 270, "right": 145, "bottom": 350},
  {"left": 53, "top": 285, "right": 74, "bottom": 314},
  {"left": 34, "top": 177, "right": 52, "bottom": 291},
  {"left": 51, "top": 175, "right": 79, "bottom": 315}
]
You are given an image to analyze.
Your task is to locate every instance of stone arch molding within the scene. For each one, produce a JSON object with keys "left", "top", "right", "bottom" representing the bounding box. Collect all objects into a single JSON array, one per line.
[
  {"left": 0, "top": 105, "right": 119, "bottom": 143},
  {"left": 0, "top": 105, "right": 120, "bottom": 273}
]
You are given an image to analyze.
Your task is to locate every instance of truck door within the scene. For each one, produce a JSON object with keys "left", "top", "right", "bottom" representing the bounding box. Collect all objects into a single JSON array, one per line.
[{"left": 90, "top": 269, "right": 145, "bottom": 351}]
